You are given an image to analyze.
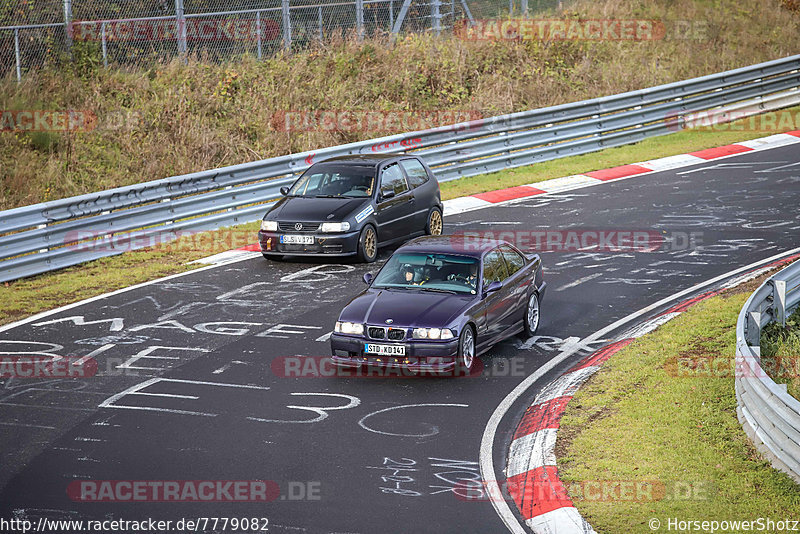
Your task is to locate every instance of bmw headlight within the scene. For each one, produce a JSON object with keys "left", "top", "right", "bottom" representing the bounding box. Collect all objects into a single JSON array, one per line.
[
  {"left": 261, "top": 220, "right": 278, "bottom": 231},
  {"left": 335, "top": 321, "right": 364, "bottom": 335},
  {"left": 320, "top": 222, "right": 351, "bottom": 233},
  {"left": 412, "top": 328, "right": 455, "bottom": 340}
]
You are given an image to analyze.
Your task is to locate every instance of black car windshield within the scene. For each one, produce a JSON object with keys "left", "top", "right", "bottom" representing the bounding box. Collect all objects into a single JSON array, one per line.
[
  {"left": 372, "top": 253, "right": 480, "bottom": 295},
  {"left": 288, "top": 164, "right": 376, "bottom": 198}
]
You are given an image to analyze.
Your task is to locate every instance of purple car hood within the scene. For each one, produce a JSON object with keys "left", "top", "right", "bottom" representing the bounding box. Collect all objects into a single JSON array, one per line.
[{"left": 341, "top": 288, "right": 474, "bottom": 328}]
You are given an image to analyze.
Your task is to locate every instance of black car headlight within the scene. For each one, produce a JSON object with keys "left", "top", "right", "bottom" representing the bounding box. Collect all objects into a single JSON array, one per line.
[
  {"left": 320, "top": 222, "right": 351, "bottom": 233},
  {"left": 261, "top": 220, "right": 278, "bottom": 231}
]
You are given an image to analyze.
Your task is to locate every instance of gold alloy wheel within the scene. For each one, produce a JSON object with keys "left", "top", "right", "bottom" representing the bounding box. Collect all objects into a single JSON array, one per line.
[
  {"left": 364, "top": 227, "right": 377, "bottom": 259},
  {"left": 429, "top": 209, "right": 443, "bottom": 235}
]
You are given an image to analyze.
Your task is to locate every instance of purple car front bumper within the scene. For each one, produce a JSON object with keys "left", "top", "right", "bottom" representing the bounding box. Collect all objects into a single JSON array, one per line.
[{"left": 330, "top": 333, "right": 461, "bottom": 374}]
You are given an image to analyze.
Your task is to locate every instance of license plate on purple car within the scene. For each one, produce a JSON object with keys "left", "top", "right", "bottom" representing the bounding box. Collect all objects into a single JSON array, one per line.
[{"left": 364, "top": 343, "right": 406, "bottom": 356}]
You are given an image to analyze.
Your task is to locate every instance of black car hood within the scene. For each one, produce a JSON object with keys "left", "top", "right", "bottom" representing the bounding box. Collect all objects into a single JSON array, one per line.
[
  {"left": 267, "top": 196, "right": 370, "bottom": 222},
  {"left": 341, "top": 289, "right": 474, "bottom": 328}
]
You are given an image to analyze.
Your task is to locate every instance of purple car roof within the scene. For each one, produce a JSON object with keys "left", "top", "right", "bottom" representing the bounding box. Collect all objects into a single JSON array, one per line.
[{"left": 395, "top": 235, "right": 509, "bottom": 259}]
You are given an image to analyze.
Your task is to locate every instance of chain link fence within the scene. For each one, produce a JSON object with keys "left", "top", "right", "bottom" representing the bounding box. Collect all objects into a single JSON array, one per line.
[{"left": 1, "top": 0, "right": 563, "bottom": 80}]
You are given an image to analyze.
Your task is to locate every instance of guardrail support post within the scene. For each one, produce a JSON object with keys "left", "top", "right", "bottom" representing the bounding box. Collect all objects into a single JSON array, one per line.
[
  {"left": 174, "top": 0, "right": 187, "bottom": 61},
  {"left": 63, "top": 0, "right": 73, "bottom": 56},
  {"left": 521, "top": 0, "right": 528, "bottom": 15},
  {"left": 773, "top": 279, "right": 787, "bottom": 326},
  {"left": 390, "top": 0, "right": 412, "bottom": 36},
  {"left": 101, "top": 22, "right": 108, "bottom": 67},
  {"left": 282, "top": 0, "right": 292, "bottom": 50},
  {"left": 14, "top": 28, "right": 21, "bottom": 83},
  {"left": 431, "top": 0, "right": 442, "bottom": 35},
  {"left": 746, "top": 311, "right": 762, "bottom": 347},
  {"left": 356, "top": 0, "right": 364, "bottom": 41},
  {"left": 256, "top": 11, "right": 262, "bottom": 59},
  {"left": 459, "top": 0, "right": 475, "bottom": 25}
]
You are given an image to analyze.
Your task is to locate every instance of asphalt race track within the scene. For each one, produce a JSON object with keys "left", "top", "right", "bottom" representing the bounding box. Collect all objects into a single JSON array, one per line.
[{"left": 2, "top": 145, "right": 799, "bottom": 533}]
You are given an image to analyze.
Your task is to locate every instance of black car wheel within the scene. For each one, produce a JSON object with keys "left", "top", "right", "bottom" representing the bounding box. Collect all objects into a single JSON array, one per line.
[
  {"left": 262, "top": 253, "right": 283, "bottom": 261},
  {"left": 457, "top": 326, "right": 475, "bottom": 372},
  {"left": 356, "top": 225, "right": 378, "bottom": 263},
  {"left": 523, "top": 292, "right": 540, "bottom": 337},
  {"left": 425, "top": 207, "right": 443, "bottom": 236}
]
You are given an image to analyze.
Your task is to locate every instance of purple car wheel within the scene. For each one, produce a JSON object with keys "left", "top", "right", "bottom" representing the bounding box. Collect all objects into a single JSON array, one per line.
[
  {"left": 524, "top": 292, "right": 540, "bottom": 336},
  {"left": 458, "top": 326, "right": 475, "bottom": 370}
]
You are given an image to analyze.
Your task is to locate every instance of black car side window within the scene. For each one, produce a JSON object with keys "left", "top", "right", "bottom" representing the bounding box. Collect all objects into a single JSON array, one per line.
[
  {"left": 379, "top": 163, "right": 409, "bottom": 197},
  {"left": 399, "top": 159, "right": 429, "bottom": 188},
  {"left": 500, "top": 245, "right": 525, "bottom": 276},
  {"left": 483, "top": 250, "right": 510, "bottom": 283}
]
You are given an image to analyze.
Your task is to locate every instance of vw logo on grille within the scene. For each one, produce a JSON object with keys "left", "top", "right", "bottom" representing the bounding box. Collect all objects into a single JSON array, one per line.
[
  {"left": 294, "top": 223, "right": 303, "bottom": 231},
  {"left": 385, "top": 319, "right": 393, "bottom": 324}
]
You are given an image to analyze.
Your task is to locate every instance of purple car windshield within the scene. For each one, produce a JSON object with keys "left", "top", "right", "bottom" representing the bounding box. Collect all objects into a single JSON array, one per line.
[{"left": 372, "top": 253, "right": 479, "bottom": 295}]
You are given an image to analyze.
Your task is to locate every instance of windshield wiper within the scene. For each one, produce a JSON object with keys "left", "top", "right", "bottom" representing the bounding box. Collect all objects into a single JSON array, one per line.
[
  {"left": 418, "top": 287, "right": 458, "bottom": 294},
  {"left": 313, "top": 195, "right": 342, "bottom": 198},
  {"left": 374, "top": 285, "right": 417, "bottom": 291}
]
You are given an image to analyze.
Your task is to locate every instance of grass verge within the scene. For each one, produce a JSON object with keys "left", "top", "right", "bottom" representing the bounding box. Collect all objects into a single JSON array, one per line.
[
  {"left": 761, "top": 307, "right": 800, "bottom": 400},
  {"left": 557, "top": 275, "right": 800, "bottom": 533},
  {"left": 3, "top": 109, "right": 800, "bottom": 327}
]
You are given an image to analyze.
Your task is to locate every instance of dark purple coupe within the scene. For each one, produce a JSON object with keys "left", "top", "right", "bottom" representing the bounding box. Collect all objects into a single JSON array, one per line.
[{"left": 330, "top": 235, "right": 546, "bottom": 374}]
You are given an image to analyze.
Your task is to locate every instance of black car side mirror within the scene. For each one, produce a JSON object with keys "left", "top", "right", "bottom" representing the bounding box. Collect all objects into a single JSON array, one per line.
[
  {"left": 380, "top": 190, "right": 396, "bottom": 201},
  {"left": 280, "top": 186, "right": 290, "bottom": 196},
  {"left": 363, "top": 273, "right": 374, "bottom": 285},
  {"left": 483, "top": 280, "right": 502, "bottom": 296}
]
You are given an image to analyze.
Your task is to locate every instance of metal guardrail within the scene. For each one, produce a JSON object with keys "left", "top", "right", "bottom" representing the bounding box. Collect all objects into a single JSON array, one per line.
[
  {"left": 1, "top": 54, "right": 800, "bottom": 282},
  {"left": 736, "top": 260, "right": 800, "bottom": 484}
]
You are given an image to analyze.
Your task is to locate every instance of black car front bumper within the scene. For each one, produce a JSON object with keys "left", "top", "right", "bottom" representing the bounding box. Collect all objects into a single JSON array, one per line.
[{"left": 258, "top": 229, "right": 361, "bottom": 256}]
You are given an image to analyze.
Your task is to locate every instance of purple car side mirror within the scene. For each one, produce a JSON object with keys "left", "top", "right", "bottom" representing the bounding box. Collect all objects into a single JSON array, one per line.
[
  {"left": 483, "top": 280, "right": 502, "bottom": 295},
  {"left": 363, "top": 273, "right": 374, "bottom": 285}
]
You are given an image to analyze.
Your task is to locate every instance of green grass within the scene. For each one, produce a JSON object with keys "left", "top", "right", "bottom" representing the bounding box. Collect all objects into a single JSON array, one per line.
[
  {"left": 558, "top": 281, "right": 800, "bottom": 533},
  {"left": 761, "top": 307, "right": 800, "bottom": 400}
]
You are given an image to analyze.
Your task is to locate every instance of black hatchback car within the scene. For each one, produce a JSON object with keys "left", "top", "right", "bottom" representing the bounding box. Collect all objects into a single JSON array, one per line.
[{"left": 258, "top": 154, "right": 443, "bottom": 262}]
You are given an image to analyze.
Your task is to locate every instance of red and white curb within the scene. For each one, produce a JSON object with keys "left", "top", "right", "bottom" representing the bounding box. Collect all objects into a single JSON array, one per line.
[
  {"left": 504, "top": 252, "right": 800, "bottom": 534},
  {"left": 192, "top": 130, "right": 800, "bottom": 265}
]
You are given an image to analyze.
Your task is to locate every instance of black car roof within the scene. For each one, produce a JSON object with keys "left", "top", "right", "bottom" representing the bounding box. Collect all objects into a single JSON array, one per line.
[
  {"left": 316, "top": 153, "right": 410, "bottom": 167},
  {"left": 394, "top": 235, "right": 509, "bottom": 259}
]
